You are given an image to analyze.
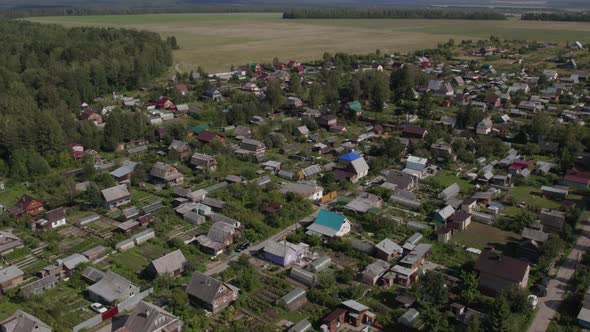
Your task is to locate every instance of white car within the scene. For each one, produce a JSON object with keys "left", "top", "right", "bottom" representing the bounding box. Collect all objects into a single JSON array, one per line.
[
  {"left": 90, "top": 303, "right": 107, "bottom": 314},
  {"left": 528, "top": 295, "right": 539, "bottom": 309}
]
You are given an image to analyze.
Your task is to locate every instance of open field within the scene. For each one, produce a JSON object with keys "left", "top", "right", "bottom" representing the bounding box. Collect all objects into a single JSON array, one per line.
[{"left": 28, "top": 13, "right": 590, "bottom": 72}]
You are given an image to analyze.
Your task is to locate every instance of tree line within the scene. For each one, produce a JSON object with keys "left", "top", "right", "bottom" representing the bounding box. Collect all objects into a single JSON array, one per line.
[
  {"left": 0, "top": 20, "right": 172, "bottom": 179},
  {"left": 282, "top": 8, "right": 507, "bottom": 20},
  {"left": 521, "top": 11, "right": 590, "bottom": 22}
]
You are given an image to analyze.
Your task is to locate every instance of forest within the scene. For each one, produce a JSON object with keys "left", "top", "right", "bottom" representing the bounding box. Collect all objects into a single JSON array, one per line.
[
  {"left": 282, "top": 8, "right": 507, "bottom": 20},
  {"left": 521, "top": 11, "right": 590, "bottom": 22},
  {"left": 0, "top": 20, "right": 172, "bottom": 179}
]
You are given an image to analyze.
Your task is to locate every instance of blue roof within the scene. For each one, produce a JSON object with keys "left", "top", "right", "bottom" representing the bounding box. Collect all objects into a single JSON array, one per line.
[
  {"left": 315, "top": 210, "right": 345, "bottom": 231},
  {"left": 489, "top": 201, "right": 504, "bottom": 209},
  {"left": 338, "top": 152, "right": 361, "bottom": 162}
]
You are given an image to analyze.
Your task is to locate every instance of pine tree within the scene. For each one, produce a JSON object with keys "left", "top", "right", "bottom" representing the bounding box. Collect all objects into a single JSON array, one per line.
[
  {"left": 490, "top": 296, "right": 510, "bottom": 332},
  {"left": 466, "top": 315, "right": 481, "bottom": 332}
]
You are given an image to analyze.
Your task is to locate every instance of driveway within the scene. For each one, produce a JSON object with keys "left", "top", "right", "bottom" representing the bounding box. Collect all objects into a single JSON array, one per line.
[
  {"left": 527, "top": 213, "right": 590, "bottom": 332},
  {"left": 204, "top": 208, "right": 319, "bottom": 276}
]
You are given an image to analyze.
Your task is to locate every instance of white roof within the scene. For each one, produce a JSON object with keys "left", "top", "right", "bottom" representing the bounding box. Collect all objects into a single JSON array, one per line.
[{"left": 407, "top": 155, "right": 428, "bottom": 165}]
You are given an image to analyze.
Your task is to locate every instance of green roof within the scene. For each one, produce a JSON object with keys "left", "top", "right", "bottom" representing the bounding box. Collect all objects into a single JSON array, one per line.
[
  {"left": 188, "top": 124, "right": 209, "bottom": 134},
  {"left": 315, "top": 209, "right": 346, "bottom": 231},
  {"left": 347, "top": 101, "right": 363, "bottom": 113}
]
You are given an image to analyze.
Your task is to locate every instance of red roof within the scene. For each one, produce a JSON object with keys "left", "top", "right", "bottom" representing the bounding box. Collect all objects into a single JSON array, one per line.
[
  {"left": 295, "top": 65, "right": 305, "bottom": 73},
  {"left": 322, "top": 308, "right": 347, "bottom": 323},
  {"left": 509, "top": 160, "right": 533, "bottom": 171},
  {"left": 564, "top": 167, "right": 590, "bottom": 185},
  {"left": 176, "top": 84, "right": 189, "bottom": 93}
]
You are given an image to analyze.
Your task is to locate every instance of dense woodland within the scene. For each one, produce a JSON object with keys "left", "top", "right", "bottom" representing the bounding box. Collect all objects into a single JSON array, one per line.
[
  {"left": 521, "top": 11, "right": 590, "bottom": 22},
  {"left": 0, "top": 20, "right": 172, "bottom": 178},
  {"left": 282, "top": 8, "right": 507, "bottom": 20}
]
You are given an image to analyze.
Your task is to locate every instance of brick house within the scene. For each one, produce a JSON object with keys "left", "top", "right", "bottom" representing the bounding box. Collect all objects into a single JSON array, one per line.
[{"left": 186, "top": 272, "right": 239, "bottom": 314}]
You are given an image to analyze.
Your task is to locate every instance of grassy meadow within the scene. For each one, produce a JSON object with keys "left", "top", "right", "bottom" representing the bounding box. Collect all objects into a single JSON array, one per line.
[{"left": 28, "top": 13, "right": 590, "bottom": 72}]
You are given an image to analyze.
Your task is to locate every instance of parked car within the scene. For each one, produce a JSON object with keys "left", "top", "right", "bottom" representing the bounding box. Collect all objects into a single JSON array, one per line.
[{"left": 90, "top": 303, "right": 107, "bottom": 314}]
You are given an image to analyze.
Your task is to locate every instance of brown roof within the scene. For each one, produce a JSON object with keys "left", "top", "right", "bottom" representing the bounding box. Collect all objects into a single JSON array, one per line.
[
  {"left": 197, "top": 131, "right": 224, "bottom": 144},
  {"left": 401, "top": 125, "right": 427, "bottom": 136},
  {"left": 450, "top": 211, "right": 471, "bottom": 222},
  {"left": 45, "top": 207, "right": 65, "bottom": 223},
  {"left": 475, "top": 251, "right": 529, "bottom": 283},
  {"left": 322, "top": 308, "right": 347, "bottom": 323}
]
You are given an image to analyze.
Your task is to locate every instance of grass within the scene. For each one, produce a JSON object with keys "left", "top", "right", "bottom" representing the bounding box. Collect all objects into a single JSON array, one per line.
[
  {"left": 453, "top": 222, "right": 519, "bottom": 251},
  {"left": 509, "top": 186, "right": 562, "bottom": 210},
  {"left": 26, "top": 13, "right": 590, "bottom": 72},
  {"left": 0, "top": 184, "right": 33, "bottom": 206},
  {"left": 427, "top": 172, "right": 474, "bottom": 192}
]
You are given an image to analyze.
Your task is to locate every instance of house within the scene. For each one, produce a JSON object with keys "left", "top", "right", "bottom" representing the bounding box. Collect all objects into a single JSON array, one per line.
[
  {"left": 433, "top": 205, "right": 455, "bottom": 223},
  {"left": 541, "top": 185, "right": 568, "bottom": 200},
  {"left": 344, "top": 100, "right": 363, "bottom": 116},
  {"left": 110, "top": 160, "right": 138, "bottom": 183},
  {"left": 543, "top": 69, "right": 559, "bottom": 80},
  {"left": 186, "top": 272, "right": 239, "bottom": 314},
  {"left": 437, "top": 226, "right": 453, "bottom": 243},
  {"left": 196, "top": 131, "right": 225, "bottom": 144},
  {"left": 404, "top": 155, "right": 429, "bottom": 178},
  {"left": 452, "top": 76, "right": 465, "bottom": 87},
  {"left": 449, "top": 211, "right": 472, "bottom": 230},
  {"left": 0, "top": 310, "right": 51, "bottom": 332},
  {"left": 287, "top": 96, "right": 304, "bottom": 108},
  {"left": 374, "top": 238, "right": 403, "bottom": 261},
  {"left": 428, "top": 80, "right": 454, "bottom": 96},
  {"left": 333, "top": 152, "right": 369, "bottom": 183},
  {"left": 360, "top": 259, "right": 390, "bottom": 286},
  {"left": 80, "top": 110, "right": 104, "bottom": 127},
  {"left": 20, "top": 275, "right": 59, "bottom": 298},
  {"left": 343, "top": 193, "right": 383, "bottom": 214},
  {"left": 322, "top": 308, "right": 346, "bottom": 332},
  {"left": 176, "top": 83, "right": 189, "bottom": 95},
  {"left": 401, "top": 125, "right": 428, "bottom": 140},
  {"left": 233, "top": 126, "right": 252, "bottom": 140},
  {"left": 235, "top": 139, "right": 266, "bottom": 159},
  {"left": 539, "top": 208, "right": 566, "bottom": 233},
  {"left": 101, "top": 184, "right": 131, "bottom": 209},
  {"left": 485, "top": 94, "right": 502, "bottom": 109},
  {"left": 509, "top": 160, "right": 534, "bottom": 175},
  {"left": 475, "top": 250, "right": 530, "bottom": 294},
  {"left": 168, "top": 140, "right": 192, "bottom": 160},
  {"left": 8, "top": 195, "right": 44, "bottom": 218},
  {"left": 438, "top": 183, "right": 460, "bottom": 201},
  {"left": 32, "top": 207, "right": 66, "bottom": 231},
  {"left": 431, "top": 142, "right": 455, "bottom": 161},
  {"left": 150, "top": 162, "right": 184, "bottom": 187},
  {"left": 476, "top": 118, "right": 493, "bottom": 135},
  {"left": 306, "top": 209, "right": 351, "bottom": 238},
  {"left": 383, "top": 170, "right": 417, "bottom": 191},
  {"left": 461, "top": 198, "right": 478, "bottom": 213},
  {"left": 340, "top": 300, "right": 376, "bottom": 328},
  {"left": 203, "top": 88, "right": 223, "bottom": 102},
  {"left": 317, "top": 114, "right": 338, "bottom": 129},
  {"left": 399, "top": 243, "right": 431, "bottom": 270},
  {"left": 0, "top": 232, "right": 24, "bottom": 256},
  {"left": 0, "top": 266, "right": 24, "bottom": 292},
  {"left": 115, "top": 301, "right": 183, "bottom": 332},
  {"left": 144, "top": 249, "right": 187, "bottom": 279},
  {"left": 242, "top": 82, "right": 259, "bottom": 92},
  {"left": 562, "top": 168, "right": 590, "bottom": 190},
  {"left": 196, "top": 220, "right": 240, "bottom": 255},
  {"left": 190, "top": 152, "right": 218, "bottom": 171},
  {"left": 508, "top": 83, "right": 530, "bottom": 94},
  {"left": 261, "top": 240, "right": 308, "bottom": 267},
  {"left": 279, "top": 183, "right": 324, "bottom": 201},
  {"left": 86, "top": 270, "right": 140, "bottom": 305}
]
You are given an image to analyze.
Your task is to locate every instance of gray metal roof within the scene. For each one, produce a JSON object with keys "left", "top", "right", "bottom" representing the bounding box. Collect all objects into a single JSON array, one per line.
[
  {"left": 149, "top": 249, "right": 187, "bottom": 275},
  {"left": 86, "top": 271, "right": 138, "bottom": 304},
  {"left": 375, "top": 238, "right": 403, "bottom": 256}
]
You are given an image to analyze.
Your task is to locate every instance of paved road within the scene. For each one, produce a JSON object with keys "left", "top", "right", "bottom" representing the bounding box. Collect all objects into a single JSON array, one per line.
[
  {"left": 527, "top": 213, "right": 590, "bottom": 332},
  {"left": 204, "top": 208, "right": 319, "bottom": 276}
]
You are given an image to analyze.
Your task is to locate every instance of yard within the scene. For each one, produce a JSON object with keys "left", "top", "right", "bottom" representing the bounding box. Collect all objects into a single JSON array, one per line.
[
  {"left": 452, "top": 222, "right": 520, "bottom": 252},
  {"left": 427, "top": 172, "right": 474, "bottom": 192},
  {"left": 508, "top": 186, "right": 562, "bottom": 210},
  {"left": 0, "top": 183, "right": 34, "bottom": 206}
]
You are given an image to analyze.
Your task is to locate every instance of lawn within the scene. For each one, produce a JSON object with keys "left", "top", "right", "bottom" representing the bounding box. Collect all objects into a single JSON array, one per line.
[
  {"left": 453, "top": 222, "right": 519, "bottom": 251},
  {"left": 427, "top": 172, "right": 474, "bottom": 192},
  {"left": 508, "top": 186, "right": 562, "bottom": 210},
  {"left": 27, "top": 14, "right": 590, "bottom": 72}
]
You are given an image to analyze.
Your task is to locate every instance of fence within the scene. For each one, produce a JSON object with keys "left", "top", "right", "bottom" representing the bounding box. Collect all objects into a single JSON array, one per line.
[{"left": 72, "top": 288, "right": 154, "bottom": 332}]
